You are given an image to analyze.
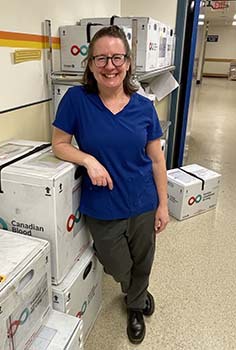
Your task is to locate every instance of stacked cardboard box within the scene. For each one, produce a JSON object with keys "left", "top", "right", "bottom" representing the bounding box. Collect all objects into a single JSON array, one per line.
[{"left": 0, "top": 230, "right": 51, "bottom": 349}]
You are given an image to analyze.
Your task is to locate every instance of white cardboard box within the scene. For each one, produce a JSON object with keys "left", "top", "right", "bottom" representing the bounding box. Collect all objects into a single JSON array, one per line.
[
  {"left": 60, "top": 24, "right": 132, "bottom": 72},
  {"left": 53, "top": 83, "right": 78, "bottom": 115},
  {"left": 158, "top": 22, "right": 168, "bottom": 68},
  {"left": 0, "top": 139, "right": 50, "bottom": 166},
  {"left": 167, "top": 164, "right": 221, "bottom": 220},
  {"left": 166, "top": 26, "right": 175, "bottom": 67},
  {"left": 0, "top": 230, "right": 52, "bottom": 350},
  {"left": 52, "top": 246, "right": 103, "bottom": 342},
  {"left": 27, "top": 310, "right": 84, "bottom": 350},
  {"left": 52, "top": 83, "right": 79, "bottom": 146},
  {"left": 80, "top": 16, "right": 160, "bottom": 72},
  {"left": 0, "top": 147, "right": 91, "bottom": 285}
]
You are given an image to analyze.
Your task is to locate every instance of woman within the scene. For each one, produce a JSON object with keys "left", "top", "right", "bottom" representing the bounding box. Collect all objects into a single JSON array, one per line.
[{"left": 52, "top": 25, "right": 169, "bottom": 344}]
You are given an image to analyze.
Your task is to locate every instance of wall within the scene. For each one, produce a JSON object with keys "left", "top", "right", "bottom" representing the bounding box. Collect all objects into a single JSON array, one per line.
[
  {"left": 1, "top": 102, "right": 51, "bottom": 142},
  {"left": 121, "top": 0, "right": 177, "bottom": 27},
  {"left": 203, "top": 25, "right": 236, "bottom": 76},
  {"left": 0, "top": 0, "right": 120, "bottom": 143}
]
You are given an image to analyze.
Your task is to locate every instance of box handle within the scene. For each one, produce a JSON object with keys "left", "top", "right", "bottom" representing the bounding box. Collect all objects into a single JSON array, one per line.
[
  {"left": 83, "top": 261, "right": 92, "bottom": 280},
  {"left": 74, "top": 166, "right": 84, "bottom": 180},
  {"left": 17, "top": 269, "right": 34, "bottom": 292}
]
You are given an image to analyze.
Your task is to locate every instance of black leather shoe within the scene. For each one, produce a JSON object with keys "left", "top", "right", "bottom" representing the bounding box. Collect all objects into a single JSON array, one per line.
[
  {"left": 124, "top": 291, "right": 155, "bottom": 317},
  {"left": 127, "top": 309, "right": 145, "bottom": 344},
  {"left": 143, "top": 291, "right": 155, "bottom": 316}
]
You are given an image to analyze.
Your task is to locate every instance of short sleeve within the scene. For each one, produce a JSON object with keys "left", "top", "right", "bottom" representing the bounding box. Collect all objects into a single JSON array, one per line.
[
  {"left": 147, "top": 103, "right": 163, "bottom": 141},
  {"left": 52, "top": 89, "right": 76, "bottom": 135}
]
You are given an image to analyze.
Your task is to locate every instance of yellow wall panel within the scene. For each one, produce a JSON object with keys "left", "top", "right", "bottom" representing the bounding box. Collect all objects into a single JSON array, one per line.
[{"left": 0, "top": 102, "right": 51, "bottom": 143}]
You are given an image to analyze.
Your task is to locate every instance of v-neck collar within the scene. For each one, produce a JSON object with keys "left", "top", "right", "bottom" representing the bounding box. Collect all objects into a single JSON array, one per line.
[{"left": 95, "top": 93, "right": 133, "bottom": 116}]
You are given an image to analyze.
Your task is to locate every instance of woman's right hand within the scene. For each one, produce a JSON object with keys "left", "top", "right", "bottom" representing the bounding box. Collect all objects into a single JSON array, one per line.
[
  {"left": 52, "top": 127, "right": 113, "bottom": 190},
  {"left": 84, "top": 155, "right": 113, "bottom": 190}
]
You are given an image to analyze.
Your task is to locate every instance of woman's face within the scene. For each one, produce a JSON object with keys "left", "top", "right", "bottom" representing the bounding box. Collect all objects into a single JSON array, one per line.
[{"left": 89, "top": 36, "right": 130, "bottom": 93}]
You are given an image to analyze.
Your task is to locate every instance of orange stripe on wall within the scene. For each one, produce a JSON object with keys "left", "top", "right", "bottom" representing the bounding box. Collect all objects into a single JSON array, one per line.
[{"left": 0, "top": 31, "right": 60, "bottom": 45}]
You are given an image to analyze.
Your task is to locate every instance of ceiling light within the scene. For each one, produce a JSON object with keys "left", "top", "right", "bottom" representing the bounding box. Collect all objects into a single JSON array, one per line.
[
  {"left": 198, "top": 21, "right": 205, "bottom": 26},
  {"left": 199, "top": 14, "right": 205, "bottom": 19},
  {"left": 232, "top": 21, "right": 236, "bottom": 26}
]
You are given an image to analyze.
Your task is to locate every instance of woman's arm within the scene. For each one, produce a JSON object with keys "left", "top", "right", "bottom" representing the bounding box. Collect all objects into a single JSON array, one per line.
[
  {"left": 52, "top": 127, "right": 113, "bottom": 189},
  {"left": 146, "top": 138, "right": 169, "bottom": 233}
]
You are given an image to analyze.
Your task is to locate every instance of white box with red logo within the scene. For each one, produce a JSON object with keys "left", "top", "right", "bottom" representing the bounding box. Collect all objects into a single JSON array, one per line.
[
  {"left": 0, "top": 147, "right": 91, "bottom": 285},
  {"left": 52, "top": 246, "right": 103, "bottom": 342},
  {"left": 27, "top": 310, "right": 84, "bottom": 350},
  {"left": 80, "top": 16, "right": 160, "bottom": 72},
  {"left": 167, "top": 164, "right": 221, "bottom": 220},
  {"left": 60, "top": 24, "right": 132, "bottom": 72},
  {"left": 0, "top": 230, "right": 51, "bottom": 350}
]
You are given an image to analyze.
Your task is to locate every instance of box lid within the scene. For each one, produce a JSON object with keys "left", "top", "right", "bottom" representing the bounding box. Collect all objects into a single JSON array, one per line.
[
  {"left": 0, "top": 229, "right": 48, "bottom": 291},
  {"left": 2, "top": 148, "right": 74, "bottom": 180},
  {"left": 167, "top": 168, "right": 201, "bottom": 186},
  {"left": 0, "top": 139, "right": 48, "bottom": 166},
  {"left": 181, "top": 164, "right": 221, "bottom": 180}
]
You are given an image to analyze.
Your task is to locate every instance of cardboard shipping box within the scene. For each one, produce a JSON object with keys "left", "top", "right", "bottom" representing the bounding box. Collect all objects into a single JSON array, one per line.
[
  {"left": 60, "top": 24, "right": 132, "bottom": 72},
  {"left": 27, "top": 310, "right": 84, "bottom": 350},
  {"left": 52, "top": 246, "right": 103, "bottom": 342},
  {"left": 0, "top": 147, "right": 91, "bottom": 285},
  {"left": 80, "top": 16, "right": 160, "bottom": 72},
  {"left": 167, "top": 164, "right": 221, "bottom": 220},
  {"left": 0, "top": 230, "right": 51, "bottom": 350}
]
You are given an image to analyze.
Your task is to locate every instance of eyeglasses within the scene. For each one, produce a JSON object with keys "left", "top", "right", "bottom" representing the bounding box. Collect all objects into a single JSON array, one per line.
[{"left": 92, "top": 54, "right": 127, "bottom": 68}]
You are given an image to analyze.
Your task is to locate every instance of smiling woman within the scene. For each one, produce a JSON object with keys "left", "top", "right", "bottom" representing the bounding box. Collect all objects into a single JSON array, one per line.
[{"left": 52, "top": 25, "right": 169, "bottom": 345}]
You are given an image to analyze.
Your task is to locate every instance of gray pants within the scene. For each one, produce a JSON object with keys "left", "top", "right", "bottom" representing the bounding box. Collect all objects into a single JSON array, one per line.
[{"left": 86, "top": 210, "right": 156, "bottom": 309}]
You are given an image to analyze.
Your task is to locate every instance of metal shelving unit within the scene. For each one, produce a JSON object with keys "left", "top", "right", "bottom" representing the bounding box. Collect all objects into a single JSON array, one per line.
[
  {"left": 50, "top": 65, "right": 176, "bottom": 85},
  {"left": 135, "top": 65, "right": 175, "bottom": 82}
]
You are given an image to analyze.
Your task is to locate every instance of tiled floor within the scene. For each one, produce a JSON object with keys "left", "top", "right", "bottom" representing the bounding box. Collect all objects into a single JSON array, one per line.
[{"left": 85, "top": 78, "right": 236, "bottom": 350}]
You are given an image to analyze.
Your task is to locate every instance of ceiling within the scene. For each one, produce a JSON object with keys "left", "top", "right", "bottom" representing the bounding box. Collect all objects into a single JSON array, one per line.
[{"left": 200, "top": 1, "right": 236, "bottom": 26}]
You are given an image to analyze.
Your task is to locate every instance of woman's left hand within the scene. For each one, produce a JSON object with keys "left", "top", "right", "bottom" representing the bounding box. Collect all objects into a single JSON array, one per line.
[{"left": 154, "top": 205, "right": 169, "bottom": 234}]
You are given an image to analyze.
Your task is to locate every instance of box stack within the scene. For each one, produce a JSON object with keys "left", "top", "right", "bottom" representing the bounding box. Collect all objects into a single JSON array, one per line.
[
  {"left": 59, "top": 16, "right": 175, "bottom": 73},
  {"left": 0, "top": 140, "right": 104, "bottom": 345},
  {"left": 167, "top": 164, "right": 221, "bottom": 220},
  {"left": 0, "top": 143, "right": 91, "bottom": 285}
]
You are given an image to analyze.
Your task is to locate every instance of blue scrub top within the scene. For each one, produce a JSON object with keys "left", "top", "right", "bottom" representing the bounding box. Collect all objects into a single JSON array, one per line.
[{"left": 53, "top": 86, "right": 163, "bottom": 220}]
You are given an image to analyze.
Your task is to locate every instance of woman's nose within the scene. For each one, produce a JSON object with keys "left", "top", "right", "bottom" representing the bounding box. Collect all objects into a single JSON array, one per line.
[{"left": 105, "top": 57, "right": 115, "bottom": 68}]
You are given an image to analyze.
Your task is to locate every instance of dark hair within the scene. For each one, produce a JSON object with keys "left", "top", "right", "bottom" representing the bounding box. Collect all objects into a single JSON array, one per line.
[{"left": 82, "top": 25, "right": 138, "bottom": 95}]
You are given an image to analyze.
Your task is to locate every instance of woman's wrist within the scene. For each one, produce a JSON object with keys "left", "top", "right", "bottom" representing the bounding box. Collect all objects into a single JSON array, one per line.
[{"left": 82, "top": 154, "right": 95, "bottom": 169}]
